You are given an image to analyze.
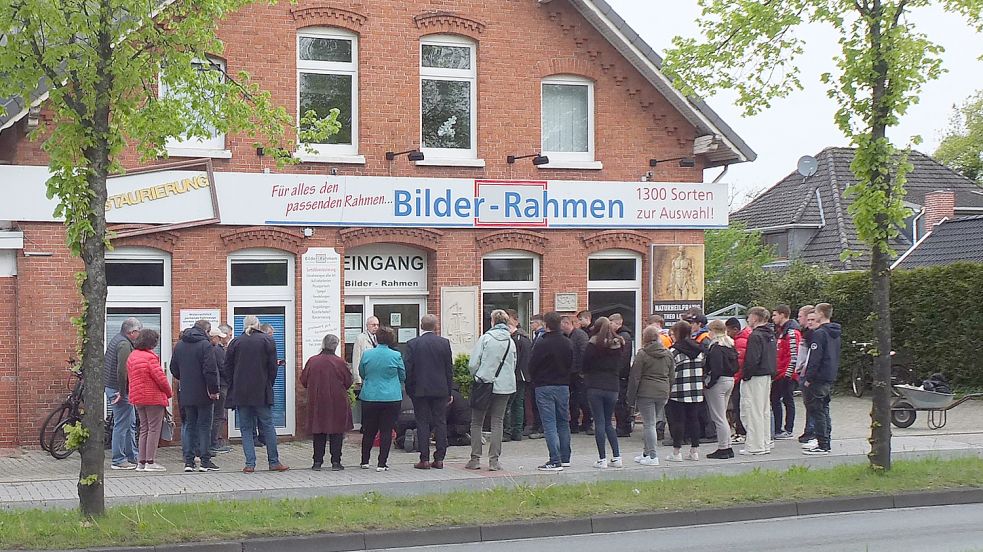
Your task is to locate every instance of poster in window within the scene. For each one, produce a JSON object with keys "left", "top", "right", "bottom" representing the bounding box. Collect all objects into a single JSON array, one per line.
[{"left": 650, "top": 244, "right": 705, "bottom": 303}]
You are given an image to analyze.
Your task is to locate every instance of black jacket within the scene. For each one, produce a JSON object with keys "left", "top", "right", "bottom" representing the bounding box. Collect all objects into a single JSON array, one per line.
[
  {"left": 170, "top": 327, "right": 220, "bottom": 406},
  {"left": 404, "top": 331, "right": 454, "bottom": 398},
  {"left": 566, "top": 327, "right": 589, "bottom": 374},
  {"left": 224, "top": 330, "right": 278, "bottom": 407},
  {"left": 213, "top": 344, "right": 228, "bottom": 387},
  {"left": 512, "top": 329, "right": 533, "bottom": 382},
  {"left": 705, "top": 341, "right": 739, "bottom": 388},
  {"left": 743, "top": 325, "right": 777, "bottom": 380},
  {"left": 582, "top": 339, "right": 624, "bottom": 392},
  {"left": 804, "top": 322, "right": 842, "bottom": 384},
  {"left": 616, "top": 327, "right": 633, "bottom": 379},
  {"left": 529, "top": 331, "right": 574, "bottom": 387}
]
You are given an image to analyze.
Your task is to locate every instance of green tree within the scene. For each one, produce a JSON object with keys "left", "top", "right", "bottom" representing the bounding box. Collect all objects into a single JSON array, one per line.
[
  {"left": 704, "top": 223, "right": 777, "bottom": 311},
  {"left": 934, "top": 91, "right": 983, "bottom": 185},
  {"left": 0, "top": 0, "right": 338, "bottom": 516},
  {"left": 665, "top": 1, "right": 983, "bottom": 470}
]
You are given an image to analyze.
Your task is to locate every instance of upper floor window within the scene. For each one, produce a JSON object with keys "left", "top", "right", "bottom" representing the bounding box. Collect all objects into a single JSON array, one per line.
[
  {"left": 541, "top": 75, "right": 594, "bottom": 163},
  {"left": 161, "top": 58, "right": 227, "bottom": 155},
  {"left": 420, "top": 35, "right": 477, "bottom": 159},
  {"left": 297, "top": 28, "right": 358, "bottom": 155},
  {"left": 763, "top": 232, "right": 789, "bottom": 259}
]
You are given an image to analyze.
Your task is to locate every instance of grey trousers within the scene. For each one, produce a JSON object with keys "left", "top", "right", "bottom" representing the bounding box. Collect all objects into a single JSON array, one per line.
[
  {"left": 636, "top": 397, "right": 668, "bottom": 458},
  {"left": 705, "top": 378, "right": 735, "bottom": 449},
  {"left": 470, "top": 393, "right": 510, "bottom": 461}
]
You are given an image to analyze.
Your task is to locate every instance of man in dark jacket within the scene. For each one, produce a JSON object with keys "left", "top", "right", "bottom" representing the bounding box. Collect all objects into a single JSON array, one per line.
[
  {"left": 209, "top": 325, "right": 233, "bottom": 454},
  {"left": 610, "top": 313, "right": 634, "bottom": 437},
  {"left": 562, "top": 315, "right": 591, "bottom": 434},
  {"left": 524, "top": 314, "right": 546, "bottom": 438},
  {"left": 105, "top": 317, "right": 142, "bottom": 470},
  {"left": 404, "top": 314, "right": 454, "bottom": 469},
  {"left": 225, "top": 316, "right": 289, "bottom": 473},
  {"left": 171, "top": 320, "right": 220, "bottom": 472},
  {"left": 739, "top": 307, "right": 776, "bottom": 456},
  {"left": 447, "top": 384, "right": 472, "bottom": 446},
  {"left": 504, "top": 310, "right": 533, "bottom": 442},
  {"left": 530, "top": 312, "right": 574, "bottom": 471},
  {"left": 802, "top": 303, "right": 842, "bottom": 455}
]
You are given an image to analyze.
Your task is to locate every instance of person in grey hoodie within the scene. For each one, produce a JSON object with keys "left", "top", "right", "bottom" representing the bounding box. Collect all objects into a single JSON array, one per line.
[
  {"left": 739, "top": 307, "right": 777, "bottom": 456},
  {"left": 627, "top": 325, "right": 675, "bottom": 466},
  {"left": 466, "top": 309, "right": 517, "bottom": 471}
]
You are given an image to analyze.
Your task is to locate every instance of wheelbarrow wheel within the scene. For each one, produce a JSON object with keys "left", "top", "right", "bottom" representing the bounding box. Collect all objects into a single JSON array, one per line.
[{"left": 891, "top": 400, "right": 917, "bottom": 428}]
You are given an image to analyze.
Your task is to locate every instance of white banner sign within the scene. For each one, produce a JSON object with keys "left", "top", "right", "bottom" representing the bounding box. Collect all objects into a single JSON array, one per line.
[
  {"left": 0, "top": 166, "right": 728, "bottom": 229},
  {"left": 179, "top": 309, "right": 221, "bottom": 332},
  {"left": 301, "top": 247, "right": 343, "bottom": 363},
  {"left": 344, "top": 244, "right": 428, "bottom": 294}
]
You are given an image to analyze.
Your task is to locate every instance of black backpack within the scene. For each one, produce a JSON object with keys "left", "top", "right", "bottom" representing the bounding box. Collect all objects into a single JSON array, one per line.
[{"left": 711, "top": 342, "right": 739, "bottom": 377}]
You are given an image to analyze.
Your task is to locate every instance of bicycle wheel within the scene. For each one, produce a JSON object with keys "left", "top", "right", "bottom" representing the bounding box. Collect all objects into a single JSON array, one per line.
[
  {"left": 851, "top": 364, "right": 865, "bottom": 397},
  {"left": 49, "top": 417, "right": 79, "bottom": 460},
  {"left": 39, "top": 404, "right": 71, "bottom": 452}
]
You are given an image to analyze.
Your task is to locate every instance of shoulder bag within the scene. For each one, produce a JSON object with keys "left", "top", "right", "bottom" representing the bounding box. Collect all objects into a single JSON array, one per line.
[{"left": 471, "top": 338, "right": 512, "bottom": 411}]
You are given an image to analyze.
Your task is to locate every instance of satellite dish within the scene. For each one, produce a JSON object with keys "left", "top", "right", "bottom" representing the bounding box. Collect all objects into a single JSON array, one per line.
[{"left": 797, "top": 155, "right": 818, "bottom": 178}]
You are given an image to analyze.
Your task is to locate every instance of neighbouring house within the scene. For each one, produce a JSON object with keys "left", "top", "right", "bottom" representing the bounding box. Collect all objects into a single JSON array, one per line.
[
  {"left": 731, "top": 147, "right": 983, "bottom": 271},
  {"left": 892, "top": 215, "right": 983, "bottom": 269},
  {"left": 0, "top": 0, "right": 755, "bottom": 448}
]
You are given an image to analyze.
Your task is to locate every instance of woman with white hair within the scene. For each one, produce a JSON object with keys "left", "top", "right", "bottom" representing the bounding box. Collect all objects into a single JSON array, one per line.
[
  {"left": 225, "top": 315, "right": 289, "bottom": 473},
  {"left": 301, "top": 334, "right": 353, "bottom": 471},
  {"left": 466, "top": 309, "right": 517, "bottom": 471}
]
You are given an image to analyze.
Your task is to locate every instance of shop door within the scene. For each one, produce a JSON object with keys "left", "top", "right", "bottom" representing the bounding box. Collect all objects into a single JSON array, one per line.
[
  {"left": 105, "top": 306, "right": 169, "bottom": 416},
  {"left": 371, "top": 299, "right": 424, "bottom": 355},
  {"left": 232, "top": 306, "right": 289, "bottom": 433}
]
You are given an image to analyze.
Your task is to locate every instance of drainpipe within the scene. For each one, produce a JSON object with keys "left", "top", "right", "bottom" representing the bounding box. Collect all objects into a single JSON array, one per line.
[{"left": 712, "top": 165, "right": 729, "bottom": 183}]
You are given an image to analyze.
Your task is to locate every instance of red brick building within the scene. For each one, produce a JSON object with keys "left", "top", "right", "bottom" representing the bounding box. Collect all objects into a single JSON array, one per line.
[{"left": 0, "top": 0, "right": 753, "bottom": 447}]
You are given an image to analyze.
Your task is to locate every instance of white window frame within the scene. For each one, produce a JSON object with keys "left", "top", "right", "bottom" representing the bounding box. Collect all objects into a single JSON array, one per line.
[
  {"left": 419, "top": 34, "right": 478, "bottom": 162},
  {"left": 540, "top": 75, "right": 600, "bottom": 169},
  {"left": 587, "top": 250, "right": 642, "bottom": 350},
  {"left": 480, "top": 250, "right": 540, "bottom": 318},
  {"left": 227, "top": 249, "right": 297, "bottom": 436},
  {"left": 161, "top": 58, "right": 231, "bottom": 158},
  {"left": 296, "top": 27, "right": 361, "bottom": 161}
]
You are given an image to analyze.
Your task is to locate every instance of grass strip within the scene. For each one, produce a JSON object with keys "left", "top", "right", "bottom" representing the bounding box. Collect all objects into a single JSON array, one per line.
[{"left": 1, "top": 456, "right": 982, "bottom": 550}]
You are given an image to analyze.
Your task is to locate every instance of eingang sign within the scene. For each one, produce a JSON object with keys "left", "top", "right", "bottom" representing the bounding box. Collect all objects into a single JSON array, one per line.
[
  {"left": 344, "top": 244, "right": 428, "bottom": 294},
  {"left": 0, "top": 166, "right": 728, "bottom": 229}
]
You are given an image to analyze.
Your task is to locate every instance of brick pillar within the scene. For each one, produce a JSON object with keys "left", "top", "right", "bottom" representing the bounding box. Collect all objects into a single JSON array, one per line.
[{"left": 923, "top": 190, "right": 956, "bottom": 231}]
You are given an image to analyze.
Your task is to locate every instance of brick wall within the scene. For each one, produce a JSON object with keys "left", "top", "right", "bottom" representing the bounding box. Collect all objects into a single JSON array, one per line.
[
  {"left": 0, "top": 0, "right": 717, "bottom": 446},
  {"left": 923, "top": 190, "right": 955, "bottom": 232}
]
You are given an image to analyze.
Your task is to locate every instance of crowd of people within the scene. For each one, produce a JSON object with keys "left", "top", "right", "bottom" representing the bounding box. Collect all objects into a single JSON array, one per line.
[{"left": 102, "top": 299, "right": 841, "bottom": 473}]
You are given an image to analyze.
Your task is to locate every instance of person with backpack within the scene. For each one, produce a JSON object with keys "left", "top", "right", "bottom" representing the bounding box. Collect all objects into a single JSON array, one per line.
[
  {"left": 704, "top": 320, "right": 739, "bottom": 459},
  {"left": 627, "top": 325, "right": 674, "bottom": 466}
]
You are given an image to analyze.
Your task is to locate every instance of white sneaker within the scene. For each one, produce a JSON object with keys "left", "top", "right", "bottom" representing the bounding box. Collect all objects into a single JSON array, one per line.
[
  {"left": 801, "top": 439, "right": 818, "bottom": 449},
  {"left": 739, "top": 449, "right": 771, "bottom": 456},
  {"left": 731, "top": 435, "right": 746, "bottom": 444},
  {"left": 143, "top": 463, "right": 166, "bottom": 472},
  {"left": 768, "top": 441, "right": 775, "bottom": 450},
  {"left": 686, "top": 449, "right": 699, "bottom": 461},
  {"left": 666, "top": 452, "right": 684, "bottom": 462},
  {"left": 135, "top": 463, "right": 145, "bottom": 472},
  {"left": 639, "top": 456, "right": 660, "bottom": 466},
  {"left": 376, "top": 466, "right": 390, "bottom": 472},
  {"left": 633, "top": 454, "right": 645, "bottom": 464},
  {"left": 609, "top": 457, "right": 623, "bottom": 468},
  {"left": 593, "top": 459, "right": 608, "bottom": 469},
  {"left": 561, "top": 462, "right": 571, "bottom": 467}
]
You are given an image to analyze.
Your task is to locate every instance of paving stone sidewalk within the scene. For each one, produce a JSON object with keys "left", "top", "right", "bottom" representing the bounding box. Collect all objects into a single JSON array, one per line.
[{"left": 2, "top": 396, "right": 982, "bottom": 510}]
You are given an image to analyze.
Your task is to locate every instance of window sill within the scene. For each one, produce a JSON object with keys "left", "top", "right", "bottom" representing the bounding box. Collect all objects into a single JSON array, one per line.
[
  {"left": 295, "top": 153, "right": 366, "bottom": 165},
  {"left": 537, "top": 160, "right": 603, "bottom": 170},
  {"left": 414, "top": 158, "right": 486, "bottom": 168},
  {"left": 165, "top": 147, "right": 232, "bottom": 159}
]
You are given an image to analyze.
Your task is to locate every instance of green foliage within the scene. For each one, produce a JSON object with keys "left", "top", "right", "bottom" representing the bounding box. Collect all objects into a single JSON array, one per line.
[
  {"left": 63, "top": 421, "right": 89, "bottom": 451},
  {"left": 453, "top": 354, "right": 472, "bottom": 398},
  {"left": 79, "top": 475, "right": 99, "bottom": 487},
  {"left": 704, "top": 223, "right": 777, "bottom": 283},
  {"left": 934, "top": 90, "right": 983, "bottom": 185},
  {"left": 706, "top": 260, "right": 826, "bottom": 312}
]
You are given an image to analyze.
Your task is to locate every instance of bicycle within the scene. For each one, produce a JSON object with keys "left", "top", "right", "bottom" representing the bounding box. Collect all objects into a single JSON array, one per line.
[
  {"left": 850, "top": 341, "right": 915, "bottom": 398},
  {"left": 38, "top": 360, "right": 82, "bottom": 456}
]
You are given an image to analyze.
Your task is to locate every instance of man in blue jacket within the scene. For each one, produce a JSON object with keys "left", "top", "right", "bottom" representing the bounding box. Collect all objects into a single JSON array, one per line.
[
  {"left": 802, "top": 303, "right": 842, "bottom": 455},
  {"left": 171, "top": 320, "right": 220, "bottom": 472}
]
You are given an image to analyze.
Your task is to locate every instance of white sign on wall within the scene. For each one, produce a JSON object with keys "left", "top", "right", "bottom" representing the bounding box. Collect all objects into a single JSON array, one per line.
[
  {"left": 301, "top": 247, "right": 343, "bottom": 363},
  {"left": 441, "top": 286, "right": 479, "bottom": 357},
  {"left": 344, "top": 244, "right": 428, "bottom": 294},
  {"left": 179, "top": 309, "right": 221, "bottom": 332},
  {"left": 1, "top": 166, "right": 729, "bottom": 229}
]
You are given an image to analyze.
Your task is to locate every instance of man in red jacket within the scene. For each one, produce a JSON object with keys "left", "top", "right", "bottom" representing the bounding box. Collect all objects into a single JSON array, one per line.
[{"left": 771, "top": 305, "right": 801, "bottom": 439}]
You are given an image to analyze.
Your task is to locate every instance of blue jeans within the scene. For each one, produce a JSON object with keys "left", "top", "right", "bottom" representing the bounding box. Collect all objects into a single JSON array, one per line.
[
  {"left": 535, "top": 385, "right": 571, "bottom": 464},
  {"left": 804, "top": 382, "right": 833, "bottom": 449},
  {"left": 105, "top": 387, "right": 138, "bottom": 465},
  {"left": 237, "top": 405, "right": 280, "bottom": 468},
  {"left": 181, "top": 405, "right": 213, "bottom": 464},
  {"left": 587, "top": 389, "right": 620, "bottom": 459}
]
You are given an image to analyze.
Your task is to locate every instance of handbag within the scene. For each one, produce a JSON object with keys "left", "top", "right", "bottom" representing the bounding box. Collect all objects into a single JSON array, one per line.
[
  {"left": 160, "top": 409, "right": 175, "bottom": 441},
  {"left": 471, "top": 338, "right": 512, "bottom": 411}
]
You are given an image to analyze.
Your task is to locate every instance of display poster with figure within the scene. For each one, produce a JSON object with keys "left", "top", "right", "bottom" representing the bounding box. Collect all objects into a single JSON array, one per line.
[{"left": 650, "top": 244, "right": 704, "bottom": 323}]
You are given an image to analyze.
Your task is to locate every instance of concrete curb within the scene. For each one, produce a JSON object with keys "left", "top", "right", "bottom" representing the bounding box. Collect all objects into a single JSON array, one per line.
[{"left": 10, "top": 488, "right": 983, "bottom": 552}]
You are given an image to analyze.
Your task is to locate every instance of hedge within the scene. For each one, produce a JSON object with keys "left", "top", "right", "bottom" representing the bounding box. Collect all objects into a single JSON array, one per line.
[{"left": 710, "top": 262, "right": 983, "bottom": 389}]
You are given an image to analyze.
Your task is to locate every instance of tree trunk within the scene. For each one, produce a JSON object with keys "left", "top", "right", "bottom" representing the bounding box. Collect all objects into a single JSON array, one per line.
[{"left": 868, "top": 242, "right": 893, "bottom": 470}]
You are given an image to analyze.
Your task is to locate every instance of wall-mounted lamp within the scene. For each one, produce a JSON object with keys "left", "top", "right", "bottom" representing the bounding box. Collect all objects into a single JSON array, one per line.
[
  {"left": 507, "top": 153, "right": 550, "bottom": 166},
  {"left": 256, "top": 146, "right": 265, "bottom": 157},
  {"left": 386, "top": 149, "right": 425, "bottom": 162},
  {"left": 649, "top": 156, "right": 696, "bottom": 168},
  {"left": 303, "top": 227, "right": 314, "bottom": 238}
]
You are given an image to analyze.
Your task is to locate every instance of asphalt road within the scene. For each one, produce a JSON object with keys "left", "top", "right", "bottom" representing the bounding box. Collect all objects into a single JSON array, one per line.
[{"left": 366, "top": 503, "right": 983, "bottom": 552}]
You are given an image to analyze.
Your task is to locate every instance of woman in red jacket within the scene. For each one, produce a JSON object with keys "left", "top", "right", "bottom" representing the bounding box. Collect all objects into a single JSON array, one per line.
[{"left": 127, "top": 329, "right": 173, "bottom": 472}]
